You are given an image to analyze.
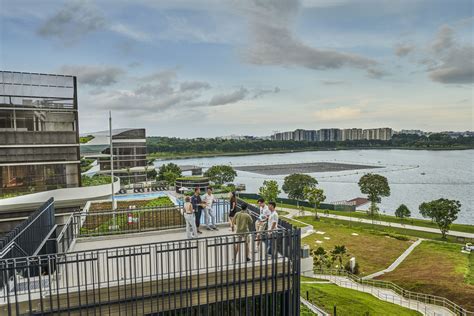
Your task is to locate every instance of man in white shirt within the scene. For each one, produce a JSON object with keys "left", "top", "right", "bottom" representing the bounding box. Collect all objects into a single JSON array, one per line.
[
  {"left": 267, "top": 201, "right": 279, "bottom": 255},
  {"left": 255, "top": 198, "right": 270, "bottom": 252},
  {"left": 203, "top": 187, "right": 218, "bottom": 230}
]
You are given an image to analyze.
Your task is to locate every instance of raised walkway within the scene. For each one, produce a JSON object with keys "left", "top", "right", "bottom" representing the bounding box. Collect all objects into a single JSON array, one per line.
[
  {"left": 309, "top": 275, "right": 455, "bottom": 316},
  {"left": 281, "top": 207, "right": 474, "bottom": 239}
]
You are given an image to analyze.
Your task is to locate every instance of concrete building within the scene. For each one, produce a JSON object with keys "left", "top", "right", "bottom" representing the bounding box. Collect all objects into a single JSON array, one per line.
[
  {"left": 80, "top": 128, "right": 147, "bottom": 183},
  {"left": 363, "top": 128, "right": 392, "bottom": 141},
  {"left": 318, "top": 128, "right": 341, "bottom": 142},
  {"left": 0, "top": 198, "right": 301, "bottom": 315},
  {"left": 0, "top": 71, "right": 81, "bottom": 197},
  {"left": 342, "top": 128, "right": 363, "bottom": 141}
]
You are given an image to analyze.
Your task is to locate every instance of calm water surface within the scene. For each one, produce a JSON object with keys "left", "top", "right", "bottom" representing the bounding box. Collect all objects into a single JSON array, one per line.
[{"left": 155, "top": 149, "right": 474, "bottom": 224}]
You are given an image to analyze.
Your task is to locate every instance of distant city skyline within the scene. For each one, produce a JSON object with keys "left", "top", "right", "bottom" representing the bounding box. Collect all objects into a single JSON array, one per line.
[{"left": 2, "top": 0, "right": 473, "bottom": 137}]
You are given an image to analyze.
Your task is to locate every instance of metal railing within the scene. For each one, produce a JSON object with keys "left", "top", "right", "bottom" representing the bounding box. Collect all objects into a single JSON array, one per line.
[
  {"left": 316, "top": 269, "right": 473, "bottom": 316},
  {"left": 0, "top": 198, "right": 56, "bottom": 259},
  {"left": 78, "top": 199, "right": 231, "bottom": 237},
  {"left": 56, "top": 215, "right": 77, "bottom": 254},
  {"left": 0, "top": 228, "right": 301, "bottom": 315}
]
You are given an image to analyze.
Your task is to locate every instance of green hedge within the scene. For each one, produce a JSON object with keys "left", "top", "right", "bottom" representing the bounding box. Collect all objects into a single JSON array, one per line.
[{"left": 238, "top": 193, "right": 355, "bottom": 211}]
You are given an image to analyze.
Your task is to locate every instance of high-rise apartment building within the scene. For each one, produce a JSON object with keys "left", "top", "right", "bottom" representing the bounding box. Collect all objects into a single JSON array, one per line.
[{"left": 0, "top": 71, "right": 80, "bottom": 196}]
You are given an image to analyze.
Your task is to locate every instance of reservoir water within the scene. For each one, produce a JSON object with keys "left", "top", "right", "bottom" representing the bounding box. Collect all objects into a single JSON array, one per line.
[{"left": 155, "top": 149, "right": 474, "bottom": 224}]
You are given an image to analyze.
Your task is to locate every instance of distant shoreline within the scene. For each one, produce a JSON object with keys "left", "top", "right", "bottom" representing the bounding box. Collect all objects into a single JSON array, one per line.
[{"left": 148, "top": 146, "right": 473, "bottom": 161}]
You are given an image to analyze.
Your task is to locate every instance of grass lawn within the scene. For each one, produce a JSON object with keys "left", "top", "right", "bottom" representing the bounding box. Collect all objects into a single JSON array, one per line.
[
  {"left": 300, "top": 304, "right": 316, "bottom": 315},
  {"left": 301, "top": 281, "right": 421, "bottom": 316},
  {"left": 297, "top": 215, "right": 468, "bottom": 244},
  {"left": 467, "top": 253, "right": 474, "bottom": 285},
  {"left": 299, "top": 216, "right": 414, "bottom": 276},
  {"left": 378, "top": 241, "right": 474, "bottom": 312},
  {"left": 242, "top": 198, "right": 474, "bottom": 234}
]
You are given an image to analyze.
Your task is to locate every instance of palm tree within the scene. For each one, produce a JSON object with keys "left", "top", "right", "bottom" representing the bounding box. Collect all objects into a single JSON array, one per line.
[
  {"left": 312, "top": 247, "right": 329, "bottom": 273},
  {"left": 331, "top": 245, "right": 347, "bottom": 271}
]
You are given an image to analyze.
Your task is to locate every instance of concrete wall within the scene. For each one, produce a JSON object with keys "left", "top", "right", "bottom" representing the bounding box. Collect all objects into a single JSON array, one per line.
[{"left": 0, "top": 178, "right": 120, "bottom": 214}]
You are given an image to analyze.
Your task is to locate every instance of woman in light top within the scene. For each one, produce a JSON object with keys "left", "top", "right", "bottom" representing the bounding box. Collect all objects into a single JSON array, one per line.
[{"left": 183, "top": 196, "right": 198, "bottom": 238}]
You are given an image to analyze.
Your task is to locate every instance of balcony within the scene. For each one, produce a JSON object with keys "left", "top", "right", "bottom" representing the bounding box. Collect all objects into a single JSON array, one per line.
[
  {"left": 0, "top": 199, "right": 301, "bottom": 315},
  {"left": 0, "top": 131, "right": 78, "bottom": 146}
]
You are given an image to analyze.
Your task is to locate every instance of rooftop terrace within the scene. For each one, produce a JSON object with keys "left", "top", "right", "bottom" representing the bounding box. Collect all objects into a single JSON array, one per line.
[{"left": 0, "top": 198, "right": 301, "bottom": 315}]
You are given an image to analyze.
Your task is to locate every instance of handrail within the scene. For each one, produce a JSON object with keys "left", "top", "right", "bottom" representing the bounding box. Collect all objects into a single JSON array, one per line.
[{"left": 316, "top": 268, "right": 473, "bottom": 316}]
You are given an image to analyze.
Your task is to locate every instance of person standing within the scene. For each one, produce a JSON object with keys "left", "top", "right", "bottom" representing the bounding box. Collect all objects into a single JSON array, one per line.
[
  {"left": 228, "top": 191, "right": 238, "bottom": 232},
  {"left": 191, "top": 187, "right": 204, "bottom": 234},
  {"left": 203, "top": 187, "right": 218, "bottom": 230},
  {"left": 267, "top": 201, "right": 279, "bottom": 255},
  {"left": 255, "top": 198, "right": 270, "bottom": 252},
  {"left": 233, "top": 203, "right": 253, "bottom": 262},
  {"left": 183, "top": 196, "right": 197, "bottom": 238}
]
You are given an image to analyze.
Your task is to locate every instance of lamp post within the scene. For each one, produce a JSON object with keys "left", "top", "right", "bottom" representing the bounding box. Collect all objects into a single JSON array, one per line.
[{"left": 109, "top": 111, "right": 117, "bottom": 229}]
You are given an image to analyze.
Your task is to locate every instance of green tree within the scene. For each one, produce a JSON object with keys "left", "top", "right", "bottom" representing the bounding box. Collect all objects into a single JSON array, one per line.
[
  {"left": 259, "top": 180, "right": 281, "bottom": 202},
  {"left": 331, "top": 245, "right": 348, "bottom": 271},
  {"left": 395, "top": 204, "right": 411, "bottom": 221},
  {"left": 304, "top": 186, "right": 326, "bottom": 219},
  {"left": 358, "top": 173, "right": 390, "bottom": 220},
  {"left": 163, "top": 171, "right": 179, "bottom": 187},
  {"left": 419, "top": 199, "right": 461, "bottom": 239},
  {"left": 312, "top": 247, "right": 330, "bottom": 272},
  {"left": 147, "top": 168, "right": 157, "bottom": 180},
  {"left": 282, "top": 174, "right": 318, "bottom": 202},
  {"left": 158, "top": 163, "right": 182, "bottom": 181},
  {"left": 204, "top": 165, "right": 237, "bottom": 185}
]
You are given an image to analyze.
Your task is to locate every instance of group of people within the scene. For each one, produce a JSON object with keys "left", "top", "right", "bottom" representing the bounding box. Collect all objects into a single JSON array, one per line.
[
  {"left": 183, "top": 187, "right": 218, "bottom": 238},
  {"left": 182, "top": 188, "right": 279, "bottom": 262}
]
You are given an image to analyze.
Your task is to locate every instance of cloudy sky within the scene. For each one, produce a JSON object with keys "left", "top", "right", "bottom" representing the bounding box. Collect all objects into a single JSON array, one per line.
[{"left": 1, "top": 0, "right": 473, "bottom": 137}]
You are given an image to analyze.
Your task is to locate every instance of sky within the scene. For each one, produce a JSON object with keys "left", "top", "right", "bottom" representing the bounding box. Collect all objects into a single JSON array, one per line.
[{"left": 1, "top": 0, "right": 473, "bottom": 137}]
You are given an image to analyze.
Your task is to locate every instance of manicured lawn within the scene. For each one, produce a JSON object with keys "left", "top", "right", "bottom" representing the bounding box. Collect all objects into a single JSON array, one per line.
[
  {"left": 299, "top": 217, "right": 414, "bottom": 276},
  {"left": 467, "top": 253, "right": 474, "bottom": 285},
  {"left": 242, "top": 198, "right": 474, "bottom": 233},
  {"left": 301, "top": 281, "right": 421, "bottom": 315},
  {"left": 378, "top": 241, "right": 474, "bottom": 312},
  {"left": 297, "top": 215, "right": 469, "bottom": 244},
  {"left": 300, "top": 304, "right": 316, "bottom": 315}
]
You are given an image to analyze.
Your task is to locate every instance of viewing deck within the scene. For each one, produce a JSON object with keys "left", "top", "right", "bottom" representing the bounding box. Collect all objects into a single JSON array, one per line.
[{"left": 0, "top": 199, "right": 301, "bottom": 315}]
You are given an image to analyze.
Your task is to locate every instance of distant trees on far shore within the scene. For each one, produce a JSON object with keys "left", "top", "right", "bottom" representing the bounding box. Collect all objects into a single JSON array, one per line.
[{"left": 146, "top": 134, "right": 474, "bottom": 156}]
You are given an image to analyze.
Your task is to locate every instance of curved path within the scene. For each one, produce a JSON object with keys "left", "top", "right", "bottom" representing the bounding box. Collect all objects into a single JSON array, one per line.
[{"left": 362, "top": 239, "right": 424, "bottom": 279}]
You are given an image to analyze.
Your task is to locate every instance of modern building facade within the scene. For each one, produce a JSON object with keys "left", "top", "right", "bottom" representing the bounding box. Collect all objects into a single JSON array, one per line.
[
  {"left": 80, "top": 128, "right": 147, "bottom": 183},
  {"left": 0, "top": 71, "right": 81, "bottom": 197}
]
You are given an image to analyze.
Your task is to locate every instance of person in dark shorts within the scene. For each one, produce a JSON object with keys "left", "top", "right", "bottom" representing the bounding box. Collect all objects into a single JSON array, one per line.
[
  {"left": 191, "top": 188, "right": 204, "bottom": 234},
  {"left": 228, "top": 191, "right": 238, "bottom": 231}
]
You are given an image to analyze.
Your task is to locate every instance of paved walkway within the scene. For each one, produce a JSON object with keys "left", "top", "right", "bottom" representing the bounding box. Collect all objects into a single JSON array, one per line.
[
  {"left": 281, "top": 208, "right": 474, "bottom": 239},
  {"left": 363, "top": 239, "right": 424, "bottom": 279},
  {"left": 310, "top": 274, "right": 455, "bottom": 316}
]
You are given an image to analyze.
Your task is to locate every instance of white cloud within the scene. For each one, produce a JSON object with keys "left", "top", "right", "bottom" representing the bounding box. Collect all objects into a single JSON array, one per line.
[
  {"left": 239, "top": 0, "right": 384, "bottom": 77},
  {"left": 59, "top": 65, "right": 125, "bottom": 86},
  {"left": 38, "top": 0, "right": 151, "bottom": 44}
]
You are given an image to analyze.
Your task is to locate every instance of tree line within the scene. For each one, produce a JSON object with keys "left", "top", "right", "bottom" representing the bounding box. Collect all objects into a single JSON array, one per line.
[{"left": 147, "top": 134, "right": 474, "bottom": 155}]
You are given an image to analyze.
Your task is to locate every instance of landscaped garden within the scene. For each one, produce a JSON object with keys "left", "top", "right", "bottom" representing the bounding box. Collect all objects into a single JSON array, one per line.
[
  {"left": 242, "top": 198, "right": 474, "bottom": 234},
  {"left": 298, "top": 216, "right": 414, "bottom": 276},
  {"left": 81, "top": 174, "right": 112, "bottom": 187},
  {"left": 81, "top": 196, "right": 182, "bottom": 235},
  {"left": 378, "top": 240, "right": 474, "bottom": 311},
  {"left": 301, "top": 280, "right": 421, "bottom": 315}
]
